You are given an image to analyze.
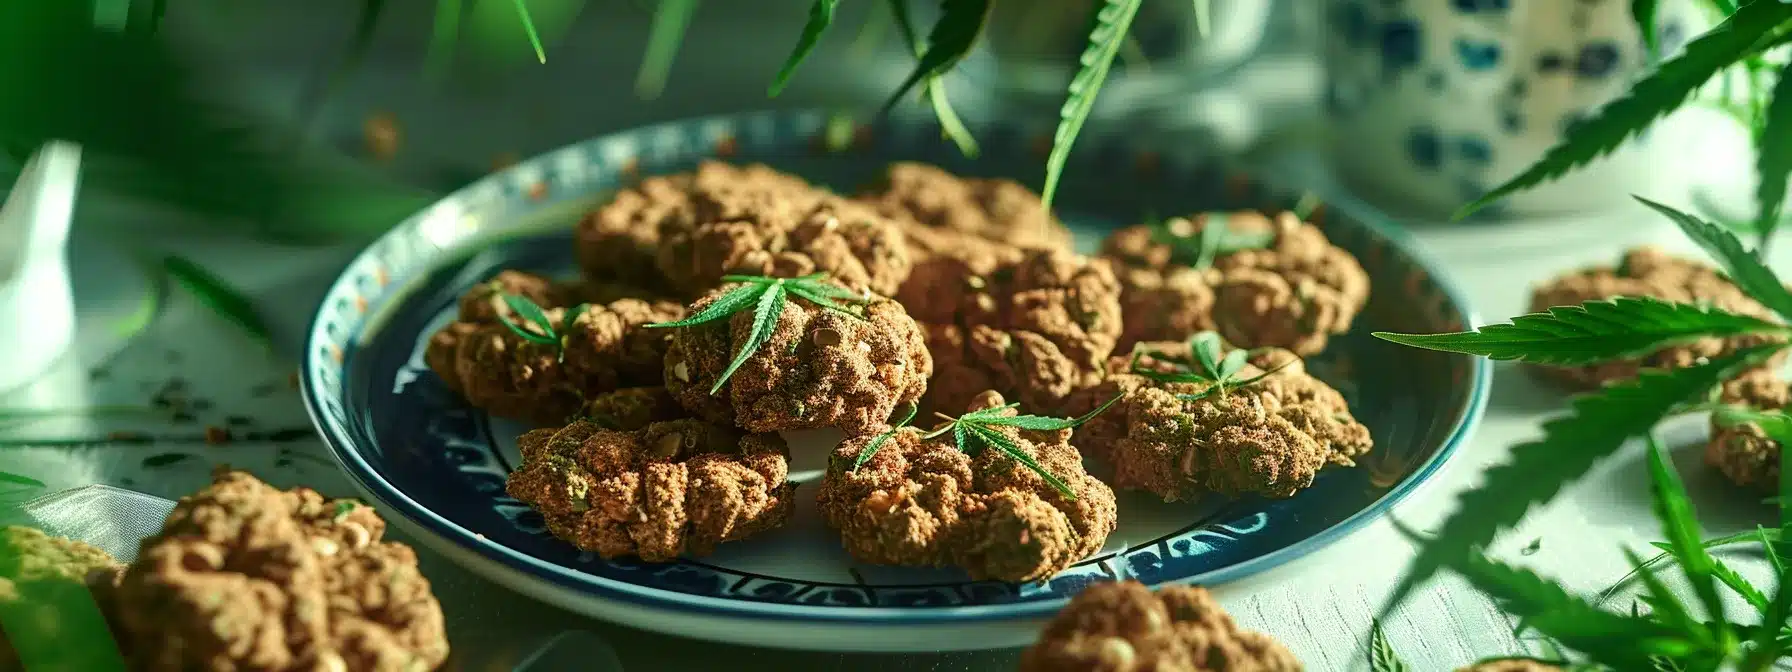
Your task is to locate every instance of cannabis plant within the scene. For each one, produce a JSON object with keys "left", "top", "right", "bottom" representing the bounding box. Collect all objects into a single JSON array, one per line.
[{"left": 1373, "top": 195, "right": 1792, "bottom": 669}]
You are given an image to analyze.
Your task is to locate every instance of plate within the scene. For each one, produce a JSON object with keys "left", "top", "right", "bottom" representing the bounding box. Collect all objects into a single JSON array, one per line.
[{"left": 300, "top": 109, "right": 1490, "bottom": 652}]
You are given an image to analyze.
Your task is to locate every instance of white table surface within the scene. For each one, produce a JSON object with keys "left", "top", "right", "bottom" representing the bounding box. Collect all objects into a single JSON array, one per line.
[{"left": 2, "top": 43, "right": 1783, "bottom": 672}]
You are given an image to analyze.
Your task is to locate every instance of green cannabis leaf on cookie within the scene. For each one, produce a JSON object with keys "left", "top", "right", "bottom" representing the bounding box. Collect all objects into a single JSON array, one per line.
[
  {"left": 645, "top": 273, "right": 870, "bottom": 395},
  {"left": 495, "top": 292, "right": 575, "bottom": 362},
  {"left": 1129, "top": 331, "right": 1292, "bottom": 402},
  {"left": 918, "top": 395, "right": 1120, "bottom": 499},
  {"left": 1151, "top": 213, "right": 1276, "bottom": 270},
  {"left": 851, "top": 401, "right": 921, "bottom": 470}
]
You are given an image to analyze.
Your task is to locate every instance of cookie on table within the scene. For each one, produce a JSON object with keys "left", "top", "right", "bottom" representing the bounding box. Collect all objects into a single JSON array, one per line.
[{"left": 1101, "top": 210, "right": 1369, "bottom": 357}]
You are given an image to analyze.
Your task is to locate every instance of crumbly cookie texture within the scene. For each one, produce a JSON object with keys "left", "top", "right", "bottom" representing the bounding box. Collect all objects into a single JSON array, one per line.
[
  {"left": 1708, "top": 369, "right": 1790, "bottom": 493},
  {"left": 897, "top": 229, "right": 1122, "bottom": 417},
  {"left": 1530, "top": 246, "right": 1785, "bottom": 389},
  {"left": 505, "top": 418, "right": 795, "bottom": 562},
  {"left": 576, "top": 160, "right": 913, "bottom": 298},
  {"left": 0, "top": 527, "right": 125, "bottom": 672},
  {"left": 1101, "top": 210, "right": 1369, "bottom": 357},
  {"left": 853, "top": 161, "right": 1074, "bottom": 251},
  {"left": 114, "top": 469, "right": 449, "bottom": 672},
  {"left": 1063, "top": 344, "right": 1372, "bottom": 501},
  {"left": 426, "top": 273, "right": 684, "bottom": 426},
  {"left": 662, "top": 281, "right": 931, "bottom": 436},
  {"left": 1018, "top": 580, "right": 1301, "bottom": 672},
  {"left": 817, "top": 391, "right": 1116, "bottom": 583}
]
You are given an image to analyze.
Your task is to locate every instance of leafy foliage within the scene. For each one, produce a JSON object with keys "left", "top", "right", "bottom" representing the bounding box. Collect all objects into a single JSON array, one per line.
[
  {"left": 1039, "top": 0, "right": 1142, "bottom": 213},
  {"left": 1754, "top": 60, "right": 1792, "bottom": 237},
  {"left": 1367, "top": 619, "right": 1410, "bottom": 672},
  {"left": 1379, "top": 344, "right": 1785, "bottom": 618},
  {"left": 646, "top": 274, "right": 870, "bottom": 395},
  {"left": 1632, "top": 0, "right": 1660, "bottom": 58},
  {"left": 1129, "top": 331, "right": 1294, "bottom": 402},
  {"left": 917, "top": 395, "right": 1120, "bottom": 498},
  {"left": 636, "top": 0, "right": 699, "bottom": 99},
  {"left": 1455, "top": 0, "right": 1792, "bottom": 219},
  {"left": 163, "top": 256, "right": 273, "bottom": 351},
  {"left": 1637, "top": 196, "right": 1792, "bottom": 321},
  {"left": 1150, "top": 212, "right": 1277, "bottom": 269},
  {"left": 886, "top": 0, "right": 978, "bottom": 156},
  {"left": 0, "top": 471, "right": 44, "bottom": 488},
  {"left": 1642, "top": 436, "right": 1729, "bottom": 641},
  {"left": 1393, "top": 521, "right": 1696, "bottom": 669},
  {"left": 509, "top": 0, "right": 548, "bottom": 63},
  {"left": 880, "top": 0, "right": 994, "bottom": 112},
  {"left": 1372, "top": 296, "right": 1786, "bottom": 366},
  {"left": 852, "top": 401, "right": 920, "bottom": 469},
  {"left": 768, "top": 0, "right": 841, "bottom": 96}
]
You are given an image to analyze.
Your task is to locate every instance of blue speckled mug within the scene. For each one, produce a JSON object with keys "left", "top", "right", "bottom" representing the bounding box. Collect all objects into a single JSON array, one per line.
[{"left": 1323, "top": 0, "right": 1708, "bottom": 219}]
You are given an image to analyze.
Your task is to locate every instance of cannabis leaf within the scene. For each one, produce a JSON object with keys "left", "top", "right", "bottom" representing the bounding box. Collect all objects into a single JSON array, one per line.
[
  {"left": 636, "top": 0, "right": 698, "bottom": 99},
  {"left": 1130, "top": 331, "right": 1294, "bottom": 401},
  {"left": 852, "top": 401, "right": 919, "bottom": 470},
  {"left": 1632, "top": 0, "right": 1660, "bottom": 58},
  {"left": 496, "top": 292, "right": 562, "bottom": 354},
  {"left": 1755, "top": 62, "right": 1792, "bottom": 239},
  {"left": 1381, "top": 344, "right": 1784, "bottom": 618},
  {"left": 0, "top": 471, "right": 44, "bottom": 488},
  {"left": 1372, "top": 296, "right": 1787, "bottom": 366},
  {"left": 333, "top": 499, "right": 361, "bottom": 521},
  {"left": 1604, "top": 528, "right": 1780, "bottom": 605},
  {"left": 1368, "top": 619, "right": 1410, "bottom": 672},
  {"left": 646, "top": 274, "right": 870, "bottom": 395},
  {"left": 1643, "top": 435, "right": 1730, "bottom": 639},
  {"left": 919, "top": 395, "right": 1121, "bottom": 498},
  {"left": 1039, "top": 0, "right": 1142, "bottom": 213},
  {"left": 1151, "top": 213, "right": 1277, "bottom": 269},
  {"left": 163, "top": 255, "right": 274, "bottom": 351},
  {"left": 1637, "top": 196, "right": 1792, "bottom": 321},
  {"left": 510, "top": 0, "right": 547, "bottom": 63},
  {"left": 887, "top": 0, "right": 979, "bottom": 157},
  {"left": 880, "top": 0, "right": 994, "bottom": 112},
  {"left": 1393, "top": 521, "right": 1695, "bottom": 668},
  {"left": 1455, "top": 1, "right": 1792, "bottom": 219},
  {"left": 768, "top": 0, "right": 840, "bottom": 96},
  {"left": 425, "top": 0, "right": 464, "bottom": 81}
]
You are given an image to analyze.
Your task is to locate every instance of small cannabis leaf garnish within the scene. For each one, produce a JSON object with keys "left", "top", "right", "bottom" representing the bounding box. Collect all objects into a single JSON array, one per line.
[
  {"left": 851, "top": 401, "right": 920, "bottom": 470},
  {"left": 1130, "top": 331, "right": 1293, "bottom": 402},
  {"left": 645, "top": 273, "right": 870, "bottom": 395},
  {"left": 1373, "top": 295, "right": 1788, "bottom": 366},
  {"left": 1367, "top": 619, "right": 1410, "bottom": 672},
  {"left": 1150, "top": 213, "right": 1277, "bottom": 270},
  {"left": 333, "top": 499, "right": 360, "bottom": 522},
  {"left": 495, "top": 292, "right": 565, "bottom": 358},
  {"left": 918, "top": 395, "right": 1121, "bottom": 499},
  {"left": 1039, "top": 0, "right": 1142, "bottom": 213}
]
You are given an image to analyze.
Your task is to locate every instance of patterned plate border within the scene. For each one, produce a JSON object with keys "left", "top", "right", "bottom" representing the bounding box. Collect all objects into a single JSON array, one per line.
[{"left": 301, "top": 109, "right": 1492, "bottom": 625}]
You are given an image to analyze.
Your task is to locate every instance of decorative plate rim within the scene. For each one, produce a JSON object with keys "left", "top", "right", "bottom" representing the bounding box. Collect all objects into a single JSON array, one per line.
[{"left": 300, "top": 108, "right": 1492, "bottom": 626}]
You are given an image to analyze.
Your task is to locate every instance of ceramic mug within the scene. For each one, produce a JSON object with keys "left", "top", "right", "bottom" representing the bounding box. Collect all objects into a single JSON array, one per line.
[{"left": 1322, "top": 0, "right": 1709, "bottom": 219}]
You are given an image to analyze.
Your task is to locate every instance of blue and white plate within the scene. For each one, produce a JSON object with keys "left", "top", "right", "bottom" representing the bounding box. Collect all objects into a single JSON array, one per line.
[{"left": 301, "top": 110, "right": 1490, "bottom": 652}]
